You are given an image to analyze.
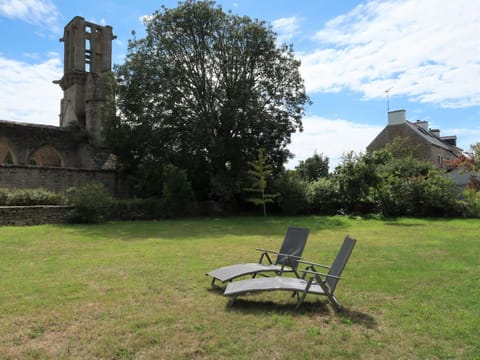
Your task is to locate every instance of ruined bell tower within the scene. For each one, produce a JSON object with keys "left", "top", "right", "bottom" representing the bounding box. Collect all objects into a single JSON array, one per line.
[{"left": 54, "top": 16, "right": 115, "bottom": 144}]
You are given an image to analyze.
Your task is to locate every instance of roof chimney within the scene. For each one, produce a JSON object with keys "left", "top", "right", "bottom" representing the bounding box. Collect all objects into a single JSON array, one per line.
[
  {"left": 388, "top": 109, "right": 406, "bottom": 125},
  {"left": 415, "top": 120, "right": 429, "bottom": 130},
  {"left": 430, "top": 129, "right": 440, "bottom": 137}
]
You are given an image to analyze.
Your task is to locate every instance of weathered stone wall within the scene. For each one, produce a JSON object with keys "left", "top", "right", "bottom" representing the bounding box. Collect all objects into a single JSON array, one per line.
[
  {"left": 0, "top": 205, "right": 72, "bottom": 226},
  {"left": 0, "top": 120, "right": 111, "bottom": 169},
  {"left": 0, "top": 165, "right": 130, "bottom": 198}
]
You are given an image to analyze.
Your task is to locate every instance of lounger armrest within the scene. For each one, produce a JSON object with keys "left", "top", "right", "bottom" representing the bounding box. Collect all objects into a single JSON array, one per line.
[
  {"left": 256, "top": 247, "right": 276, "bottom": 253},
  {"left": 255, "top": 248, "right": 302, "bottom": 259},
  {"left": 301, "top": 269, "right": 341, "bottom": 280},
  {"left": 297, "top": 260, "right": 330, "bottom": 269}
]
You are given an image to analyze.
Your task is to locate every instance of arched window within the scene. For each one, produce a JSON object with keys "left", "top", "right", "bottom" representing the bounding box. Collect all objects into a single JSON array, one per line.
[
  {"left": 5, "top": 151, "right": 14, "bottom": 165},
  {"left": 29, "top": 145, "right": 64, "bottom": 167},
  {"left": 0, "top": 140, "right": 16, "bottom": 165}
]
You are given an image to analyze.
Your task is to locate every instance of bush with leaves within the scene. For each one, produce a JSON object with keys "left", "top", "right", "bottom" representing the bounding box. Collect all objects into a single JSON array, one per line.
[
  {"left": 0, "top": 188, "right": 65, "bottom": 206},
  {"left": 308, "top": 178, "right": 341, "bottom": 215},
  {"left": 332, "top": 152, "right": 382, "bottom": 214},
  {"left": 295, "top": 152, "right": 329, "bottom": 181},
  {"left": 459, "top": 189, "right": 480, "bottom": 218},
  {"left": 160, "top": 164, "right": 194, "bottom": 217},
  {"left": 65, "top": 183, "right": 113, "bottom": 223},
  {"left": 420, "top": 170, "right": 462, "bottom": 216},
  {"left": 274, "top": 171, "right": 310, "bottom": 215},
  {"left": 375, "top": 155, "right": 462, "bottom": 217}
]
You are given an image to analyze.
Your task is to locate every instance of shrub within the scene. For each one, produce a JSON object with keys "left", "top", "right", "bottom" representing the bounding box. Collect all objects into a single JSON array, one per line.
[
  {"left": 0, "top": 188, "right": 64, "bottom": 206},
  {"left": 308, "top": 178, "right": 340, "bottom": 215},
  {"left": 377, "top": 171, "right": 462, "bottom": 217},
  {"left": 421, "top": 170, "right": 462, "bottom": 217},
  {"left": 160, "top": 164, "right": 194, "bottom": 217},
  {"left": 332, "top": 152, "right": 380, "bottom": 214},
  {"left": 459, "top": 189, "right": 480, "bottom": 218},
  {"left": 274, "top": 171, "right": 310, "bottom": 215},
  {"left": 132, "top": 158, "right": 164, "bottom": 198},
  {"left": 65, "top": 183, "right": 113, "bottom": 223}
]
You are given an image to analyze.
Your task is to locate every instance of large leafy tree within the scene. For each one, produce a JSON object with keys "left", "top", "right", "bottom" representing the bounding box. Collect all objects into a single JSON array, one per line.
[
  {"left": 295, "top": 152, "right": 329, "bottom": 181},
  {"left": 104, "top": 0, "right": 309, "bottom": 201}
]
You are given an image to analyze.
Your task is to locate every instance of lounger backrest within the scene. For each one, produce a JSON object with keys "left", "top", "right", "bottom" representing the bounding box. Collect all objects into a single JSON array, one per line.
[
  {"left": 275, "top": 227, "right": 309, "bottom": 270},
  {"left": 326, "top": 235, "right": 356, "bottom": 292}
]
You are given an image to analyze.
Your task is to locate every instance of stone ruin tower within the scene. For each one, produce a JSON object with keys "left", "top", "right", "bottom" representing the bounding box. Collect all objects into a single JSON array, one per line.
[{"left": 54, "top": 16, "right": 115, "bottom": 144}]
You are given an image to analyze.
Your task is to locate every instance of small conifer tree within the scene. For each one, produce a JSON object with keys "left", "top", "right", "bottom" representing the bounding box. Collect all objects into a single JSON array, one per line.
[{"left": 243, "top": 148, "right": 279, "bottom": 216}]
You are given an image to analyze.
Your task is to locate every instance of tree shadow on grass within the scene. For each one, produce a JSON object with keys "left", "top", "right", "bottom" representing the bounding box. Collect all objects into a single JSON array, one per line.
[
  {"left": 51, "top": 215, "right": 351, "bottom": 242},
  {"left": 225, "top": 298, "right": 377, "bottom": 329},
  {"left": 383, "top": 222, "right": 426, "bottom": 227},
  {"left": 225, "top": 298, "right": 330, "bottom": 315},
  {"left": 338, "top": 307, "right": 378, "bottom": 329}
]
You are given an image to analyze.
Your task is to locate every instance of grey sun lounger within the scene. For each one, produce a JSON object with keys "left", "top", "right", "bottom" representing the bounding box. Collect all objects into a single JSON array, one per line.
[
  {"left": 223, "top": 235, "right": 356, "bottom": 311},
  {"left": 206, "top": 227, "right": 309, "bottom": 287}
]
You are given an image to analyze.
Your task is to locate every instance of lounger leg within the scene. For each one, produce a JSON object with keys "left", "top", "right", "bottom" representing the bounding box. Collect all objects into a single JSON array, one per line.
[
  {"left": 295, "top": 278, "right": 313, "bottom": 311},
  {"left": 227, "top": 296, "right": 238, "bottom": 307},
  {"left": 317, "top": 280, "right": 342, "bottom": 312},
  {"left": 211, "top": 277, "right": 224, "bottom": 289},
  {"left": 328, "top": 294, "right": 342, "bottom": 312}
]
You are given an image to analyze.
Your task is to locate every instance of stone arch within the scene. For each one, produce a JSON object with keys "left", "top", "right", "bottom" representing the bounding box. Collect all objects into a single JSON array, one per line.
[
  {"left": 28, "top": 144, "right": 64, "bottom": 167},
  {"left": 0, "top": 139, "right": 17, "bottom": 165}
]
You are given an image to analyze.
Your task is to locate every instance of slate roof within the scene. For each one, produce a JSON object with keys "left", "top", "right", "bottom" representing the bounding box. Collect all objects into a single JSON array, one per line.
[{"left": 405, "top": 121, "right": 462, "bottom": 156}]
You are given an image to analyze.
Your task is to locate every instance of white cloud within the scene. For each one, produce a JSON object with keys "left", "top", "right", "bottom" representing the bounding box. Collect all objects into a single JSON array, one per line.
[
  {"left": 287, "top": 115, "right": 383, "bottom": 169},
  {"left": 301, "top": 0, "right": 480, "bottom": 108},
  {"left": 0, "top": 0, "right": 59, "bottom": 28},
  {"left": 0, "top": 54, "right": 62, "bottom": 126},
  {"left": 272, "top": 16, "right": 302, "bottom": 44}
]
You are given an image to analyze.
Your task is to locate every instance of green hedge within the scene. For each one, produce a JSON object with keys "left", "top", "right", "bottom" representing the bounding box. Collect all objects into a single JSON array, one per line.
[{"left": 0, "top": 188, "right": 65, "bottom": 206}]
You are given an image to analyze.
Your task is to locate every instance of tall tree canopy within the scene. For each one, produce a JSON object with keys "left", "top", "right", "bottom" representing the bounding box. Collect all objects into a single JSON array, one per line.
[
  {"left": 295, "top": 152, "right": 329, "bottom": 181},
  {"left": 104, "top": 0, "right": 309, "bottom": 201}
]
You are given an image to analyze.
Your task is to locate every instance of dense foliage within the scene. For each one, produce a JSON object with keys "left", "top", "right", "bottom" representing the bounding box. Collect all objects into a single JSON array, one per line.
[
  {"left": 295, "top": 152, "right": 329, "bottom": 181},
  {"left": 104, "top": 0, "right": 309, "bottom": 203},
  {"left": 274, "top": 171, "right": 310, "bottom": 215},
  {"left": 0, "top": 188, "right": 64, "bottom": 206},
  {"left": 65, "top": 183, "right": 113, "bottom": 224},
  {"left": 273, "top": 148, "right": 478, "bottom": 218}
]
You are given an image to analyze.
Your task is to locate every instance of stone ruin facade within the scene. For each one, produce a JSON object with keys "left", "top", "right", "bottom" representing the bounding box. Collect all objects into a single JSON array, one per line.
[
  {"left": 0, "top": 17, "right": 129, "bottom": 197},
  {"left": 53, "top": 16, "right": 115, "bottom": 144}
]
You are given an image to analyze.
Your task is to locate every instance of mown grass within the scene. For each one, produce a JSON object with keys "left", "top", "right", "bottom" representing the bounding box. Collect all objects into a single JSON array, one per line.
[{"left": 0, "top": 216, "right": 479, "bottom": 359}]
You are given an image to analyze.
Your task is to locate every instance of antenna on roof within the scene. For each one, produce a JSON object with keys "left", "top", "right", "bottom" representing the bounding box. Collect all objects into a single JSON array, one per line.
[{"left": 385, "top": 87, "right": 393, "bottom": 112}]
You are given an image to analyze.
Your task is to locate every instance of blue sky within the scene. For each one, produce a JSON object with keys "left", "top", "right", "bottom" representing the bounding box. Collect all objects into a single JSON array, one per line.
[{"left": 1, "top": 0, "right": 479, "bottom": 168}]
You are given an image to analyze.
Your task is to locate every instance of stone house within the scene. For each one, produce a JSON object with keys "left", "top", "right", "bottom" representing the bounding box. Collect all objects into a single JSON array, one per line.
[{"left": 367, "top": 109, "right": 463, "bottom": 168}]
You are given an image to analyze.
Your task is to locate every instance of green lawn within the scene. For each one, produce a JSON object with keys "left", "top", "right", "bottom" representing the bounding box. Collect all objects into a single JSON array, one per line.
[{"left": 0, "top": 216, "right": 479, "bottom": 359}]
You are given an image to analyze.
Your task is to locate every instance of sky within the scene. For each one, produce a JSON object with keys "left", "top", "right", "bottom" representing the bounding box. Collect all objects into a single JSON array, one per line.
[{"left": 1, "top": 0, "right": 480, "bottom": 169}]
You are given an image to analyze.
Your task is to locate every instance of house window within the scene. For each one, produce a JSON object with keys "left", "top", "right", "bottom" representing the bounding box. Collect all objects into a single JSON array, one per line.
[{"left": 437, "top": 155, "right": 443, "bottom": 165}]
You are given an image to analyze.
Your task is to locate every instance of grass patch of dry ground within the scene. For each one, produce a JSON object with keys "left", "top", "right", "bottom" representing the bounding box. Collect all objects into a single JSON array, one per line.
[{"left": 0, "top": 216, "right": 479, "bottom": 359}]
